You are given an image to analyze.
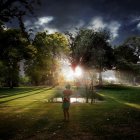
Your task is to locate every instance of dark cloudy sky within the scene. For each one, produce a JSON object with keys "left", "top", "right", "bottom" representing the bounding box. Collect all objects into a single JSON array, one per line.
[{"left": 23, "top": 0, "right": 140, "bottom": 45}]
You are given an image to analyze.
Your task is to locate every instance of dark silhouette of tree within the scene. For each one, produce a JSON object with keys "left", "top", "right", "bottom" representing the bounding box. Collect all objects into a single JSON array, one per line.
[
  {"left": 114, "top": 37, "right": 140, "bottom": 85},
  {"left": 124, "top": 36, "right": 140, "bottom": 61},
  {"left": 0, "top": 28, "right": 36, "bottom": 88},
  {"left": 0, "top": 0, "right": 40, "bottom": 39}
]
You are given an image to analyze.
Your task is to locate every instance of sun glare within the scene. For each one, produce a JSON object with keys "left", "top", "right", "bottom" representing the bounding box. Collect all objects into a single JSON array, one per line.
[
  {"left": 61, "top": 60, "right": 83, "bottom": 81},
  {"left": 74, "top": 66, "right": 82, "bottom": 77},
  {"left": 62, "top": 67, "right": 74, "bottom": 81}
]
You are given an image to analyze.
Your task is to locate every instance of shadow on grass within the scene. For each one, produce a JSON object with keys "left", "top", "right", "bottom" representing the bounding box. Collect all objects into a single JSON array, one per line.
[
  {"left": 0, "top": 87, "right": 43, "bottom": 99},
  {"left": 0, "top": 87, "right": 54, "bottom": 105},
  {"left": 96, "top": 84, "right": 140, "bottom": 91},
  {"left": 100, "top": 93, "right": 140, "bottom": 109}
]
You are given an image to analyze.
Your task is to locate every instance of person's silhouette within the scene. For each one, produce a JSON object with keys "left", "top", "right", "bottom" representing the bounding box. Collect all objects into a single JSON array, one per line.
[{"left": 62, "top": 84, "right": 72, "bottom": 121}]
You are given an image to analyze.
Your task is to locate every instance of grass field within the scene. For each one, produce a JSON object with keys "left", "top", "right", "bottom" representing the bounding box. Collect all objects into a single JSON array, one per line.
[{"left": 0, "top": 85, "right": 140, "bottom": 140}]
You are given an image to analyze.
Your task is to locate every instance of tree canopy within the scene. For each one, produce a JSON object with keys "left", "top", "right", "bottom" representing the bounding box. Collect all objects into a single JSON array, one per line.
[
  {"left": 25, "top": 31, "right": 69, "bottom": 86},
  {"left": 66, "top": 28, "right": 114, "bottom": 85},
  {"left": 0, "top": 28, "right": 36, "bottom": 88},
  {"left": 114, "top": 36, "right": 140, "bottom": 85},
  {"left": 0, "top": 0, "right": 40, "bottom": 39}
]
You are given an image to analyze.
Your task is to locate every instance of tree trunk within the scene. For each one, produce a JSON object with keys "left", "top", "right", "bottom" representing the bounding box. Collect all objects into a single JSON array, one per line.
[
  {"left": 90, "top": 80, "right": 95, "bottom": 104},
  {"left": 85, "top": 85, "right": 89, "bottom": 103},
  {"left": 99, "top": 70, "right": 103, "bottom": 86},
  {"left": 133, "top": 76, "right": 136, "bottom": 86},
  {"left": 9, "top": 80, "right": 14, "bottom": 89}
]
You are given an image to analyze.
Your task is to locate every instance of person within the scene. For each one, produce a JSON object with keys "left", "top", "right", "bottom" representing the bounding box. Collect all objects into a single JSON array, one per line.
[{"left": 62, "top": 84, "right": 72, "bottom": 121}]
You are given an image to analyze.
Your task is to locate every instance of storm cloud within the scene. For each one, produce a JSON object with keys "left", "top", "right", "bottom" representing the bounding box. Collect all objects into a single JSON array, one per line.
[{"left": 24, "top": 0, "right": 140, "bottom": 45}]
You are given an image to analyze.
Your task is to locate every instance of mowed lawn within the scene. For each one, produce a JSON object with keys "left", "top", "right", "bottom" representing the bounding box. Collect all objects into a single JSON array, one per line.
[{"left": 0, "top": 86, "right": 140, "bottom": 140}]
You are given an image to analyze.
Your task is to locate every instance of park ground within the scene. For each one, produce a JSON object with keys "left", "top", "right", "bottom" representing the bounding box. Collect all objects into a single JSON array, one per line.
[{"left": 0, "top": 85, "right": 140, "bottom": 140}]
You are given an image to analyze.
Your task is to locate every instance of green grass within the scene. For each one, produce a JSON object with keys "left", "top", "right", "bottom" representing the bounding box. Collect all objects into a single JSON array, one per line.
[{"left": 0, "top": 85, "right": 140, "bottom": 140}]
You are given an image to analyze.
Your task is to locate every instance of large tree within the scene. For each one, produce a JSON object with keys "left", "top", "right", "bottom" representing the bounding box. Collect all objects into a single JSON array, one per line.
[
  {"left": 26, "top": 31, "right": 69, "bottom": 86},
  {"left": 66, "top": 28, "right": 114, "bottom": 86},
  {"left": 0, "top": 28, "right": 36, "bottom": 88},
  {"left": 114, "top": 37, "right": 140, "bottom": 85}
]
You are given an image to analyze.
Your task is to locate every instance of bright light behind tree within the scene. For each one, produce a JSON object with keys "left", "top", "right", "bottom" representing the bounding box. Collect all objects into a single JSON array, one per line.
[
  {"left": 74, "top": 66, "right": 82, "bottom": 77},
  {"left": 61, "top": 60, "right": 83, "bottom": 81},
  {"left": 62, "top": 67, "right": 74, "bottom": 81}
]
